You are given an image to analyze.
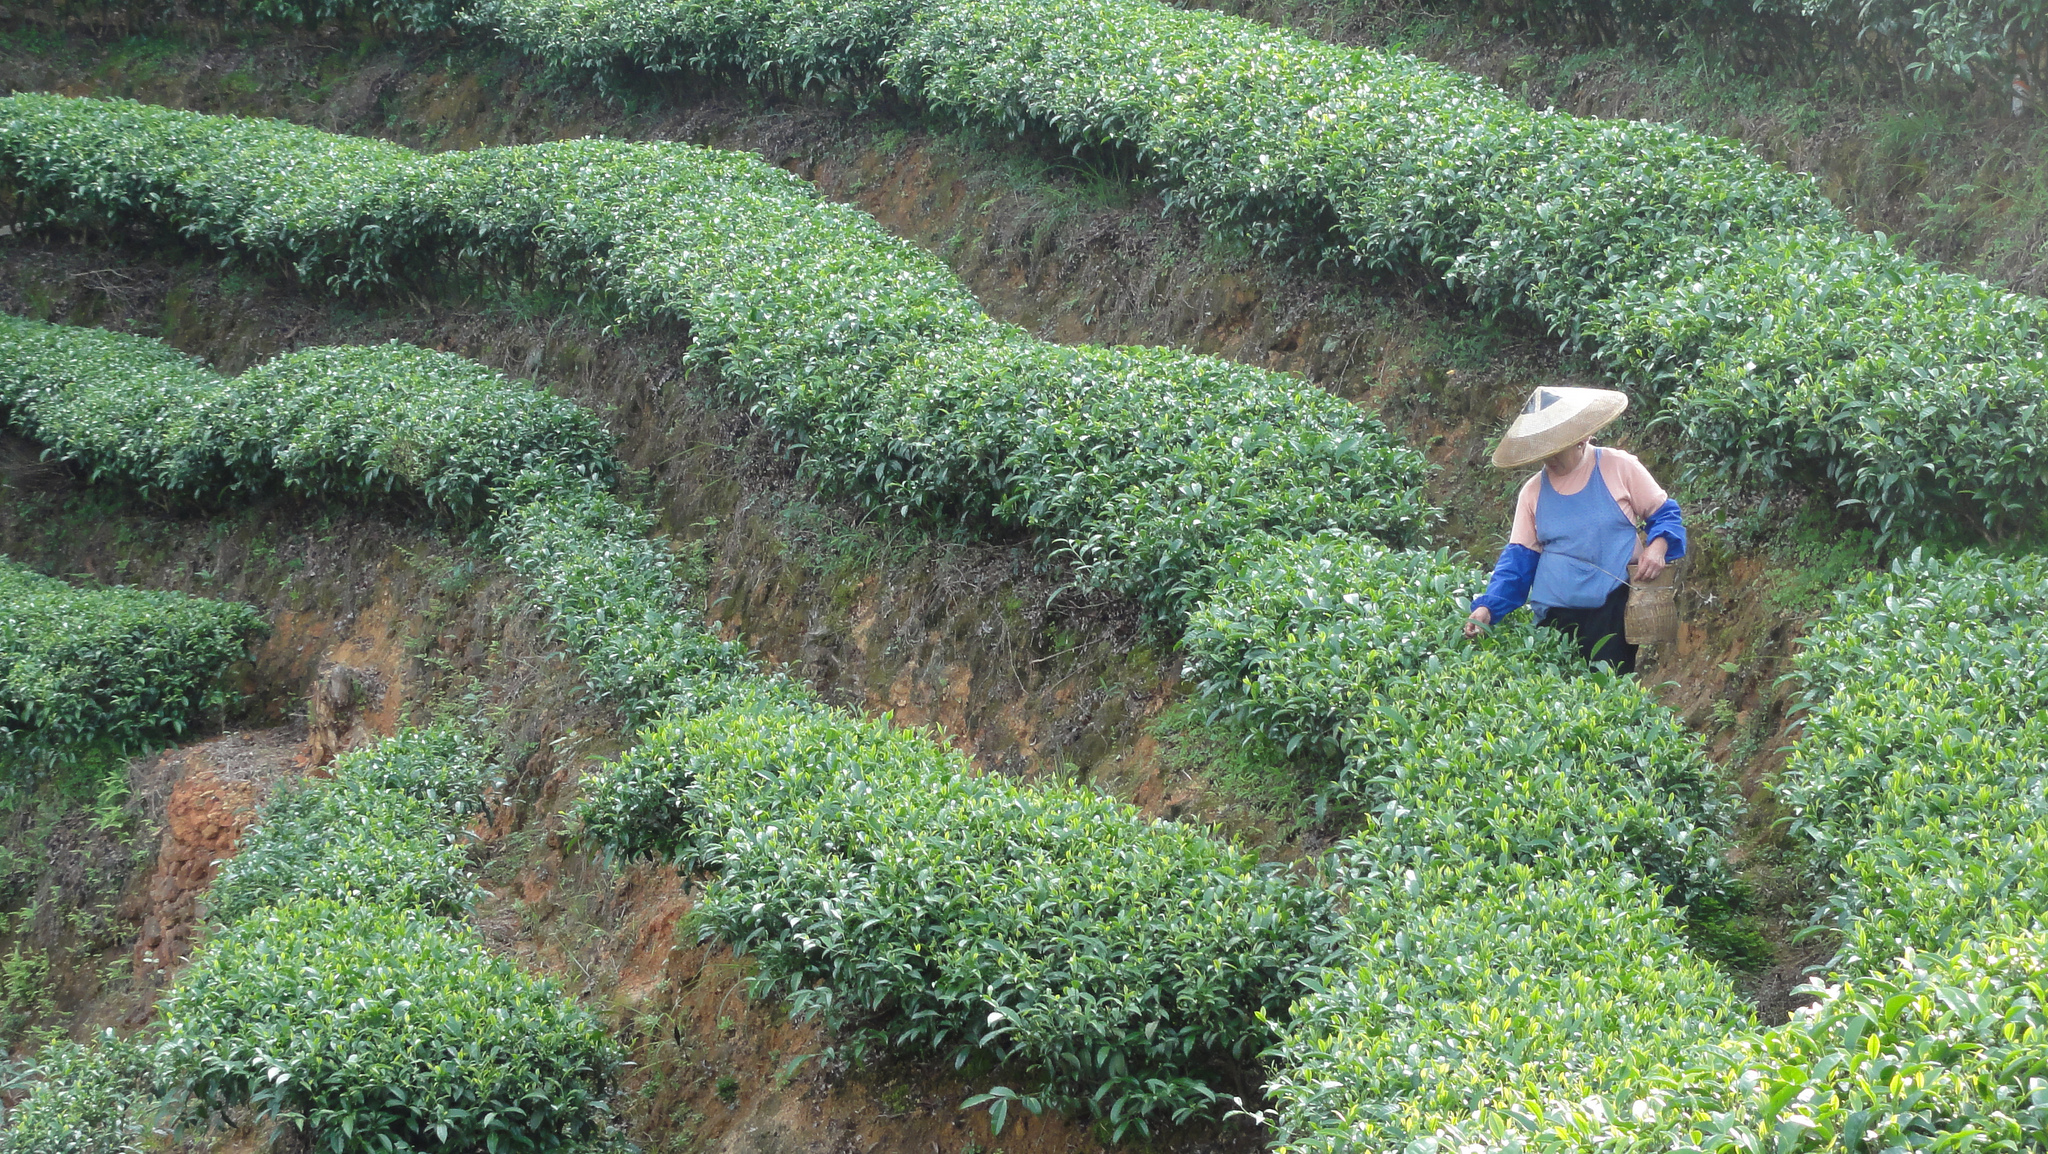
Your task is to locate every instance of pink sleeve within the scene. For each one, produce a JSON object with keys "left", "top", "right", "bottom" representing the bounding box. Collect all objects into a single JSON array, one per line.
[
  {"left": 1600, "top": 449, "right": 1668, "bottom": 524},
  {"left": 1509, "top": 474, "right": 1541, "bottom": 549}
]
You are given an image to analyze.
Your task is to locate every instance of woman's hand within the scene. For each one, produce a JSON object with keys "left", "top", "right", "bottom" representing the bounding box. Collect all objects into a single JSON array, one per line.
[
  {"left": 1463, "top": 605, "right": 1493, "bottom": 639},
  {"left": 1637, "top": 537, "right": 1670, "bottom": 583}
]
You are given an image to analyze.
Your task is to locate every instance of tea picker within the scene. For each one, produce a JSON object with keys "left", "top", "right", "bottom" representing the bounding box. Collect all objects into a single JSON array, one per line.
[{"left": 1461, "top": 386, "right": 1687, "bottom": 674}]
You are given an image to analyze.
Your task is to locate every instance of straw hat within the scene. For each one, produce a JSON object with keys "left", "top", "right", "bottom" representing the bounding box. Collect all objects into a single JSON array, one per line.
[{"left": 1490, "top": 386, "right": 1629, "bottom": 469}]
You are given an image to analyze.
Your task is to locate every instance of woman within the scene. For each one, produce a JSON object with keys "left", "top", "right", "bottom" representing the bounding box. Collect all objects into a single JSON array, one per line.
[{"left": 1461, "top": 386, "right": 1686, "bottom": 673}]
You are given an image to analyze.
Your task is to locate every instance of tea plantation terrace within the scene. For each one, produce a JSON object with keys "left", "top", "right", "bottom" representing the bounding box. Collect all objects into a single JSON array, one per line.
[{"left": 8, "top": 300, "right": 2045, "bottom": 1148}]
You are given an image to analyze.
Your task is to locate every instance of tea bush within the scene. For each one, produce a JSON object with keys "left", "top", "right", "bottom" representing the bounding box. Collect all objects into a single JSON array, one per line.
[
  {"left": 160, "top": 899, "right": 618, "bottom": 1154},
  {"left": 1256, "top": 725, "right": 1749, "bottom": 1154},
  {"left": 97, "top": 0, "right": 2048, "bottom": 535},
  {"left": 491, "top": 383, "right": 1736, "bottom": 1146},
  {"left": 0, "top": 560, "right": 265, "bottom": 771},
  {"left": 574, "top": 696, "right": 1333, "bottom": 1138},
  {"left": 235, "top": 341, "right": 616, "bottom": 519},
  {"left": 1253, "top": 651, "right": 1753, "bottom": 1147},
  {"left": 0, "top": 1032, "right": 157, "bottom": 1154},
  {"left": 204, "top": 779, "right": 478, "bottom": 924},
  {"left": 1181, "top": 533, "right": 1559, "bottom": 756},
  {"left": 865, "top": 341, "right": 1429, "bottom": 618},
  {"left": 1254, "top": 668, "right": 1748, "bottom": 1149},
  {"left": 0, "top": 314, "right": 231, "bottom": 501},
  {"left": 1264, "top": 866, "right": 1746, "bottom": 1154},
  {"left": 1505, "top": 939, "right": 2048, "bottom": 1152},
  {"left": 0, "top": 315, "right": 615, "bottom": 520},
  {"left": 1184, "top": 534, "right": 1732, "bottom": 891},
  {"left": 318, "top": 720, "right": 495, "bottom": 819},
  {"left": 1289, "top": 927, "right": 2048, "bottom": 1153},
  {"left": 1774, "top": 550, "right": 2048, "bottom": 973},
  {"left": 207, "top": 725, "right": 494, "bottom": 928},
  {"left": 468, "top": 0, "right": 925, "bottom": 90},
  {"left": 0, "top": 96, "right": 1429, "bottom": 618},
  {"left": 1594, "top": 228, "right": 2048, "bottom": 535}
]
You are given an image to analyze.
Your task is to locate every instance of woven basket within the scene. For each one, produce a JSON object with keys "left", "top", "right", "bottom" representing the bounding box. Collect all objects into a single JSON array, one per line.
[{"left": 1625, "top": 559, "right": 1681, "bottom": 647}]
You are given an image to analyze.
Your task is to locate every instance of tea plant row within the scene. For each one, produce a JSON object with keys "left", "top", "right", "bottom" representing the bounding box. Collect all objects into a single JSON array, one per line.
[
  {"left": 464, "top": 0, "right": 2048, "bottom": 539},
  {"left": 0, "top": 93, "right": 1430, "bottom": 621},
  {"left": 0, "top": 559, "right": 265, "bottom": 773},
  {"left": 1492, "top": 550, "right": 2048, "bottom": 1151},
  {"left": 1174, "top": 534, "right": 1750, "bottom": 1149},
  {"left": 502, "top": 476, "right": 1329, "bottom": 1137},
  {"left": 2, "top": 726, "right": 621, "bottom": 1154},
  {"left": 0, "top": 313, "right": 616, "bottom": 522}
]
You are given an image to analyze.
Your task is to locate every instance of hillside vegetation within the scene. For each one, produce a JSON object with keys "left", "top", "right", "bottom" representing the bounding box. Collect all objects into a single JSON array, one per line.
[{"left": 2, "top": 0, "right": 2047, "bottom": 1151}]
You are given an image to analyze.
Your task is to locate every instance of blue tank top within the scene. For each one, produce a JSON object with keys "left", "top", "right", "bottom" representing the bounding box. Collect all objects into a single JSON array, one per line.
[{"left": 1528, "top": 449, "right": 1638, "bottom": 612}]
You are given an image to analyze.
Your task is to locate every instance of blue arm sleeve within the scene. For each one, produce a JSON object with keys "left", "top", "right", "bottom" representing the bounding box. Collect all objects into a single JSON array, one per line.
[
  {"left": 1645, "top": 498, "right": 1686, "bottom": 561},
  {"left": 1472, "top": 543, "right": 1539, "bottom": 618}
]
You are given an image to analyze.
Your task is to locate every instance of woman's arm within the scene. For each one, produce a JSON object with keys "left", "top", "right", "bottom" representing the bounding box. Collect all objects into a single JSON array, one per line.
[
  {"left": 1469, "top": 477, "right": 1543, "bottom": 636},
  {"left": 1468, "top": 543, "right": 1539, "bottom": 628},
  {"left": 1645, "top": 498, "right": 1686, "bottom": 560}
]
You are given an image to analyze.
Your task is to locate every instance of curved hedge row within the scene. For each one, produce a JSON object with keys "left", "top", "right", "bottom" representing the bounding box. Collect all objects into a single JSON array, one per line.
[
  {"left": 584, "top": 697, "right": 1330, "bottom": 1137},
  {"left": 468, "top": 0, "right": 2048, "bottom": 539},
  {"left": 0, "top": 559, "right": 265, "bottom": 771},
  {"left": 0, "top": 314, "right": 616, "bottom": 520},
  {"left": 1177, "top": 533, "right": 1748, "bottom": 1150},
  {"left": 1490, "top": 550, "right": 2048, "bottom": 1152},
  {"left": 494, "top": 471, "right": 805, "bottom": 724},
  {"left": 172, "top": 726, "right": 619, "bottom": 1154},
  {"left": 0, "top": 94, "right": 1430, "bottom": 621},
  {"left": 1411, "top": 926, "right": 2048, "bottom": 1152},
  {"left": 1183, "top": 536, "right": 1734, "bottom": 893},
  {"left": 1776, "top": 550, "right": 2048, "bottom": 975}
]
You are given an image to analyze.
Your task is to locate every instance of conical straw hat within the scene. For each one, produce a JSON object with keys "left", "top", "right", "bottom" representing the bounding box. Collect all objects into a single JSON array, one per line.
[{"left": 1490, "top": 386, "right": 1629, "bottom": 469}]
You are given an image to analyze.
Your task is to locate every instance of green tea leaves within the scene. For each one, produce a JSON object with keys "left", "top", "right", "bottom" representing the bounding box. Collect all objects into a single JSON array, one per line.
[
  {"left": 0, "top": 560, "right": 264, "bottom": 774},
  {"left": 0, "top": 315, "right": 616, "bottom": 522}
]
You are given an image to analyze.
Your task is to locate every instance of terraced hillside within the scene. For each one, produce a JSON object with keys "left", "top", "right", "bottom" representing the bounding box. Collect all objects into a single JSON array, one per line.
[{"left": 1, "top": 3, "right": 2045, "bottom": 1152}]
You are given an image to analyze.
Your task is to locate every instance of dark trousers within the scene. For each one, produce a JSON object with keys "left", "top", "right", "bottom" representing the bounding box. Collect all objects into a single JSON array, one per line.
[{"left": 1539, "top": 583, "right": 1637, "bottom": 673}]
